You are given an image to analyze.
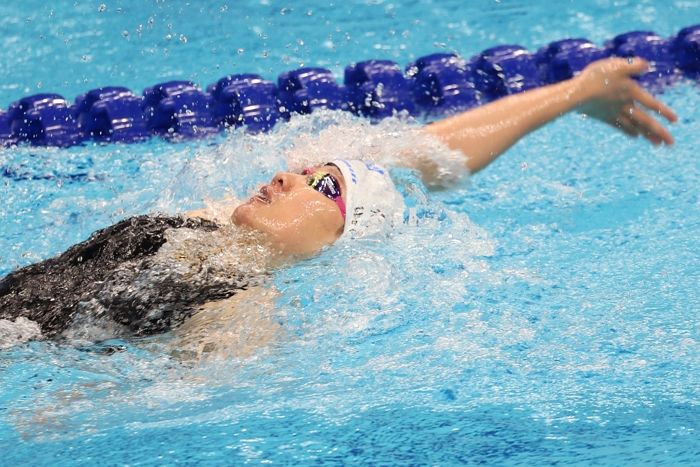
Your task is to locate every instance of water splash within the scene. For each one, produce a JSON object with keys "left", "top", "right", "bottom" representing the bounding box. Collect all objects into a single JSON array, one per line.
[
  {"left": 157, "top": 110, "right": 470, "bottom": 216},
  {"left": 0, "top": 316, "right": 43, "bottom": 348}
]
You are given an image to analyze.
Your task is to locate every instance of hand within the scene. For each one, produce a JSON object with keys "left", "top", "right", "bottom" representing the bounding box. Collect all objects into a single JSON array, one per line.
[{"left": 575, "top": 57, "right": 678, "bottom": 145}]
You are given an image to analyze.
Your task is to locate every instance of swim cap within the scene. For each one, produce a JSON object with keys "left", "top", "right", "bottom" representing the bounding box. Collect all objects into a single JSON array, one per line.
[{"left": 330, "top": 159, "right": 405, "bottom": 238}]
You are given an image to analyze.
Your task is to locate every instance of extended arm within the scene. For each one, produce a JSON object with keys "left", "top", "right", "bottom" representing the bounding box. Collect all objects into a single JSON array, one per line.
[{"left": 424, "top": 57, "right": 678, "bottom": 174}]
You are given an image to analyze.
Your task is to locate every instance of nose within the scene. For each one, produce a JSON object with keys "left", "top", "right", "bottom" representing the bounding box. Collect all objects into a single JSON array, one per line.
[{"left": 271, "top": 172, "right": 300, "bottom": 192}]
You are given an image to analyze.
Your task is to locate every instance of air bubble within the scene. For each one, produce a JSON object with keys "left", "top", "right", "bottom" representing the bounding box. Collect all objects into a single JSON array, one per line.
[
  {"left": 121, "top": 30, "right": 129, "bottom": 38},
  {"left": 179, "top": 34, "right": 188, "bottom": 43},
  {"left": 98, "top": 3, "right": 107, "bottom": 12}
]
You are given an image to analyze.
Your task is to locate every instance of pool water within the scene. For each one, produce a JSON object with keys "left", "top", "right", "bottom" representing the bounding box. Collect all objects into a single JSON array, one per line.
[{"left": 2, "top": 0, "right": 700, "bottom": 465}]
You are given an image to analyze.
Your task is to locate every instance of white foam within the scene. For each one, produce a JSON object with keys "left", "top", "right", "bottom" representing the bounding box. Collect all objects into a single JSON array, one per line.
[
  {"left": 283, "top": 111, "right": 470, "bottom": 188},
  {"left": 156, "top": 110, "right": 470, "bottom": 215},
  {"left": 0, "top": 316, "right": 43, "bottom": 348}
]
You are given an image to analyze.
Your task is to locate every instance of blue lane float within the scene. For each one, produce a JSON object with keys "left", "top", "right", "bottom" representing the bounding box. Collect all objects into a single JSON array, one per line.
[
  {"left": 143, "top": 81, "right": 218, "bottom": 138},
  {"left": 7, "top": 94, "right": 83, "bottom": 147},
  {"left": 277, "top": 67, "right": 345, "bottom": 119},
  {"left": 1, "top": 24, "right": 699, "bottom": 149},
  {"left": 0, "top": 110, "right": 17, "bottom": 146},
  {"left": 673, "top": 25, "right": 700, "bottom": 73},
  {"left": 208, "top": 74, "right": 279, "bottom": 133},
  {"left": 535, "top": 39, "right": 607, "bottom": 84},
  {"left": 74, "top": 87, "right": 149, "bottom": 143},
  {"left": 407, "top": 53, "right": 480, "bottom": 114},
  {"left": 345, "top": 59, "right": 415, "bottom": 119},
  {"left": 607, "top": 31, "right": 678, "bottom": 85},
  {"left": 472, "top": 45, "right": 541, "bottom": 100}
]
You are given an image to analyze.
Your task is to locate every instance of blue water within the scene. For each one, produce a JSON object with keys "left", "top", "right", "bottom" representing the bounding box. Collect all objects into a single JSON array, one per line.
[{"left": 2, "top": 0, "right": 700, "bottom": 465}]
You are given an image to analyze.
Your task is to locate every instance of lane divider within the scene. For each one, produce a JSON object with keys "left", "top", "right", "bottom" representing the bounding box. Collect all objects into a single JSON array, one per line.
[{"left": 1, "top": 25, "right": 698, "bottom": 148}]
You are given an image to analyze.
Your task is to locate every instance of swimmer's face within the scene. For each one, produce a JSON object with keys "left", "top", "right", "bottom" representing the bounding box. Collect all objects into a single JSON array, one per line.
[{"left": 232, "top": 164, "right": 346, "bottom": 256}]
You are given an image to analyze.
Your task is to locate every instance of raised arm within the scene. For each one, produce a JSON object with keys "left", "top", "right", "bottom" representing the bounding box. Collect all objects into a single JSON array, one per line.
[{"left": 424, "top": 57, "right": 678, "bottom": 174}]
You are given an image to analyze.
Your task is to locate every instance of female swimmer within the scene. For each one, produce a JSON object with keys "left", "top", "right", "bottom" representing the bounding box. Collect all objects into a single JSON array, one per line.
[{"left": 0, "top": 57, "right": 677, "bottom": 341}]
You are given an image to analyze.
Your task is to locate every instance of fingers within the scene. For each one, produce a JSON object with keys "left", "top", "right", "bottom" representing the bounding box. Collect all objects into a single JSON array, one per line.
[
  {"left": 585, "top": 57, "right": 678, "bottom": 146},
  {"left": 631, "top": 84, "right": 678, "bottom": 123},
  {"left": 627, "top": 105, "right": 674, "bottom": 145},
  {"left": 615, "top": 114, "right": 640, "bottom": 138},
  {"left": 621, "top": 57, "right": 650, "bottom": 76}
]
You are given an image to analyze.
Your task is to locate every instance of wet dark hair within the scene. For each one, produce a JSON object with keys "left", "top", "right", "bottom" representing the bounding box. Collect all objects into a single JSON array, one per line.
[{"left": 0, "top": 215, "right": 256, "bottom": 339}]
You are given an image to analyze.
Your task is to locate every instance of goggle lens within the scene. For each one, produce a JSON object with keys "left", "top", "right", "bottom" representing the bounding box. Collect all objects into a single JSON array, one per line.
[{"left": 303, "top": 167, "right": 346, "bottom": 219}]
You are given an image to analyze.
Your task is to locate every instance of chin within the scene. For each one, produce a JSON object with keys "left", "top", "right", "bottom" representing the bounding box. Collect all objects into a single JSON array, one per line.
[
  {"left": 231, "top": 203, "right": 253, "bottom": 227},
  {"left": 232, "top": 203, "right": 273, "bottom": 236}
]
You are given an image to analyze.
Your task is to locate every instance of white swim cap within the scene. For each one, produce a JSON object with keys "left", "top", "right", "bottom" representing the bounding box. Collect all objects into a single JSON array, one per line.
[{"left": 330, "top": 159, "right": 405, "bottom": 238}]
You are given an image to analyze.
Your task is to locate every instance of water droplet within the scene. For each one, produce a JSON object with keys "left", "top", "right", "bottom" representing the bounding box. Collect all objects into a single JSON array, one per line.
[
  {"left": 98, "top": 3, "right": 107, "bottom": 12},
  {"left": 237, "top": 48, "right": 244, "bottom": 55},
  {"left": 521, "top": 162, "right": 528, "bottom": 171},
  {"left": 375, "top": 82, "right": 385, "bottom": 97},
  {"left": 121, "top": 30, "right": 129, "bottom": 38},
  {"left": 627, "top": 56, "right": 634, "bottom": 64},
  {"left": 36, "top": 81, "right": 43, "bottom": 89},
  {"left": 165, "top": 33, "right": 172, "bottom": 41},
  {"left": 179, "top": 34, "right": 188, "bottom": 43},
  {"left": 220, "top": 4, "right": 229, "bottom": 12},
  {"left": 306, "top": 9, "right": 313, "bottom": 16},
  {"left": 297, "top": 39, "right": 304, "bottom": 46},
  {"left": 262, "top": 50, "right": 269, "bottom": 58}
]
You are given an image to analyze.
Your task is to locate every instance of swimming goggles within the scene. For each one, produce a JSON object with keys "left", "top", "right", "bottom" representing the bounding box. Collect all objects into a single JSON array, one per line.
[{"left": 302, "top": 167, "right": 346, "bottom": 220}]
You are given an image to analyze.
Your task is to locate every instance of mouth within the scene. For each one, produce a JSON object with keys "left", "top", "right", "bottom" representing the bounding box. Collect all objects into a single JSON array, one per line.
[{"left": 251, "top": 185, "right": 272, "bottom": 205}]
